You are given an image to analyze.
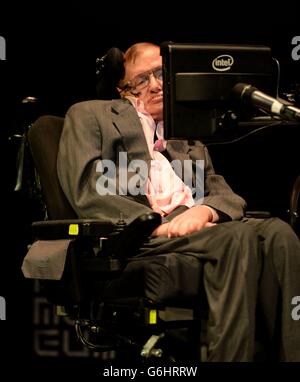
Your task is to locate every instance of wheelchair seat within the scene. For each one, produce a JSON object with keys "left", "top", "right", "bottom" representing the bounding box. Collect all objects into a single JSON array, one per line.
[{"left": 21, "top": 115, "right": 205, "bottom": 361}]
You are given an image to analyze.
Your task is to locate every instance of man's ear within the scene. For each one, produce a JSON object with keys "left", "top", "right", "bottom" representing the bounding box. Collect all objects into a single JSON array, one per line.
[
  {"left": 117, "top": 87, "right": 127, "bottom": 98},
  {"left": 116, "top": 86, "right": 124, "bottom": 95},
  {"left": 117, "top": 87, "right": 132, "bottom": 98}
]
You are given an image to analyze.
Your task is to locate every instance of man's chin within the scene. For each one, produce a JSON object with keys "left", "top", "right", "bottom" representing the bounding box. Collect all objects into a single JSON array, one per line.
[{"left": 149, "top": 103, "right": 163, "bottom": 112}]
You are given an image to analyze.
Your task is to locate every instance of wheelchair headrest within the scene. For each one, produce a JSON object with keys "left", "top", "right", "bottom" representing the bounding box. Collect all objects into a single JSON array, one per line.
[{"left": 96, "top": 47, "right": 124, "bottom": 100}]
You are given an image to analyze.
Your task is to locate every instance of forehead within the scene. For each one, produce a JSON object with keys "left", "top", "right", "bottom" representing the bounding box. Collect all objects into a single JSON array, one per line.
[{"left": 125, "top": 46, "right": 162, "bottom": 80}]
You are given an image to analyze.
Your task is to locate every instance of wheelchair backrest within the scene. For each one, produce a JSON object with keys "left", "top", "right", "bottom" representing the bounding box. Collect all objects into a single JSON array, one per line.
[{"left": 28, "top": 115, "right": 77, "bottom": 220}]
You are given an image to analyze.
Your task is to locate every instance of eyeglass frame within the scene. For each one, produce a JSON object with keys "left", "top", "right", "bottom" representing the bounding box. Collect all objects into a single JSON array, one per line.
[{"left": 121, "top": 66, "right": 163, "bottom": 95}]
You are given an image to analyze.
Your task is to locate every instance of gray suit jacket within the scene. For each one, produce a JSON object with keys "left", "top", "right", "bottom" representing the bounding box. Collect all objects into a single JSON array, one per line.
[{"left": 57, "top": 99, "right": 246, "bottom": 224}]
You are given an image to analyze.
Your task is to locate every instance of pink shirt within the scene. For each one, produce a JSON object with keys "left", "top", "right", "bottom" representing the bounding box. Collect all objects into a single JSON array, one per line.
[{"left": 126, "top": 96, "right": 195, "bottom": 216}]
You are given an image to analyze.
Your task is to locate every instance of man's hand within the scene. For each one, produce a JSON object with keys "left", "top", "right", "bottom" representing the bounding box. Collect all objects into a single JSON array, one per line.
[
  {"left": 151, "top": 205, "right": 216, "bottom": 237},
  {"left": 151, "top": 222, "right": 170, "bottom": 237}
]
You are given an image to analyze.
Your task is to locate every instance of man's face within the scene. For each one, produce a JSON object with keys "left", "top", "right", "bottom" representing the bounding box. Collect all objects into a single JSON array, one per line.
[{"left": 124, "top": 45, "right": 163, "bottom": 122}]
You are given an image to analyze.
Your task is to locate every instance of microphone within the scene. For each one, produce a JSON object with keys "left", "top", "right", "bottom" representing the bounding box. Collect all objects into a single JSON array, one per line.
[{"left": 232, "top": 83, "right": 300, "bottom": 122}]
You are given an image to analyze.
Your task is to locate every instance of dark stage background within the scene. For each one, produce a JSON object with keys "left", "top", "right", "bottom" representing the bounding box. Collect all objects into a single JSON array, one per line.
[{"left": 0, "top": 3, "right": 300, "bottom": 377}]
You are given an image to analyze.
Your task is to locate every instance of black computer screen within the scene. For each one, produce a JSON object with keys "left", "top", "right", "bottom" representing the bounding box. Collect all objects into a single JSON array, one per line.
[{"left": 161, "top": 42, "right": 278, "bottom": 141}]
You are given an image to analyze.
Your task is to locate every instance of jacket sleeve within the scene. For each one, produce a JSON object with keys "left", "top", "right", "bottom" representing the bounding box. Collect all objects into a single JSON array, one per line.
[{"left": 57, "top": 101, "right": 154, "bottom": 224}]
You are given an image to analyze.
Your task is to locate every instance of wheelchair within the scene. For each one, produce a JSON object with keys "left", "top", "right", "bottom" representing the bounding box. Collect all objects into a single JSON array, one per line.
[
  {"left": 20, "top": 115, "right": 300, "bottom": 363},
  {"left": 17, "top": 44, "right": 300, "bottom": 362},
  {"left": 21, "top": 115, "right": 207, "bottom": 362}
]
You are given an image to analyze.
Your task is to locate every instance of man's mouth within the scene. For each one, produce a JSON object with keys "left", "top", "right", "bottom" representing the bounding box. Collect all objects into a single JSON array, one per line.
[{"left": 151, "top": 95, "right": 163, "bottom": 103}]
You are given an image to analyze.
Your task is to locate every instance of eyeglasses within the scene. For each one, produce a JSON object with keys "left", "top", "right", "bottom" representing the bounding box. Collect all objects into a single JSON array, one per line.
[{"left": 123, "top": 67, "right": 163, "bottom": 94}]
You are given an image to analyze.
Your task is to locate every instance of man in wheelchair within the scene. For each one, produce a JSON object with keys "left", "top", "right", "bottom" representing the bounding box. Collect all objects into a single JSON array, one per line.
[{"left": 23, "top": 42, "right": 300, "bottom": 361}]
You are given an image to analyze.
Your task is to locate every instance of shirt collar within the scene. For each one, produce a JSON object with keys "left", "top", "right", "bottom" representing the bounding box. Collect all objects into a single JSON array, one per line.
[{"left": 124, "top": 95, "right": 166, "bottom": 144}]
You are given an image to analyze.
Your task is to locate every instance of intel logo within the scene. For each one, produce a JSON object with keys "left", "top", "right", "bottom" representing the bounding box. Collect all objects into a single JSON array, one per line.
[{"left": 212, "top": 55, "right": 234, "bottom": 72}]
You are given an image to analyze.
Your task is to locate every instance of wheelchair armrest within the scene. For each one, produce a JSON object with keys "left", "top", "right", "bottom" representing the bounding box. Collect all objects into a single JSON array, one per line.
[
  {"left": 32, "top": 219, "right": 115, "bottom": 240},
  {"left": 25, "top": 213, "right": 162, "bottom": 307},
  {"left": 31, "top": 212, "right": 162, "bottom": 257},
  {"left": 107, "top": 212, "right": 161, "bottom": 258}
]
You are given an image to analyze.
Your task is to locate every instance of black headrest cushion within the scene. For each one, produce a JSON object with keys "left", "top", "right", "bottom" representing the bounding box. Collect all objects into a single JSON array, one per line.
[{"left": 96, "top": 47, "right": 124, "bottom": 99}]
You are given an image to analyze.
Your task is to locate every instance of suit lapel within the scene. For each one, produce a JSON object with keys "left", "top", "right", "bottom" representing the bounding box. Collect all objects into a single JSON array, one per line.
[
  {"left": 111, "top": 99, "right": 152, "bottom": 165},
  {"left": 111, "top": 100, "right": 152, "bottom": 205}
]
